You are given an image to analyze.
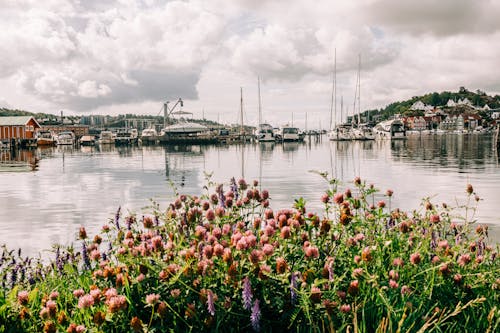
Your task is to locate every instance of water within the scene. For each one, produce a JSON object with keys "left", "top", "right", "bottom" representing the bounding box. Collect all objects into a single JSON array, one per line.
[{"left": 1, "top": 134, "right": 499, "bottom": 257}]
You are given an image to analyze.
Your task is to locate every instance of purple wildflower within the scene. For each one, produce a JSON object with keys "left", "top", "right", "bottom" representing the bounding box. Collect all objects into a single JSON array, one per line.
[
  {"left": 216, "top": 184, "right": 225, "bottom": 208},
  {"left": 242, "top": 277, "right": 253, "bottom": 310},
  {"left": 82, "top": 242, "right": 90, "bottom": 269},
  {"left": 115, "top": 206, "right": 121, "bottom": 229},
  {"left": 290, "top": 272, "right": 298, "bottom": 304},
  {"left": 251, "top": 299, "right": 261, "bottom": 332},
  {"left": 230, "top": 178, "right": 239, "bottom": 200},
  {"left": 207, "top": 290, "right": 215, "bottom": 316}
]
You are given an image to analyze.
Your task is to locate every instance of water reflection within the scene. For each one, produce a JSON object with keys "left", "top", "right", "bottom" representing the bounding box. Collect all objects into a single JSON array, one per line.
[{"left": 0, "top": 149, "right": 39, "bottom": 172}]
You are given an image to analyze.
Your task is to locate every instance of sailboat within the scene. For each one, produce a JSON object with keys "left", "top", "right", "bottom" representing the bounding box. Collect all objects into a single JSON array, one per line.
[
  {"left": 350, "top": 54, "right": 375, "bottom": 141},
  {"left": 256, "top": 77, "right": 276, "bottom": 142},
  {"left": 328, "top": 49, "right": 351, "bottom": 141}
]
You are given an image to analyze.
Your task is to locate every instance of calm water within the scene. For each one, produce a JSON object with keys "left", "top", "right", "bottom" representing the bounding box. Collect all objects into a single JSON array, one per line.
[{"left": 1, "top": 134, "right": 499, "bottom": 257}]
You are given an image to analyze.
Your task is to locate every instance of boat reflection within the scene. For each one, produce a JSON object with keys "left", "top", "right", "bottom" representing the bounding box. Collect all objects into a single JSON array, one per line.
[{"left": 0, "top": 149, "right": 39, "bottom": 172}]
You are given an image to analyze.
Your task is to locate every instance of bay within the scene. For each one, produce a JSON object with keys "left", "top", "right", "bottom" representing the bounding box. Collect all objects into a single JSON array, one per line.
[{"left": 1, "top": 133, "right": 499, "bottom": 257}]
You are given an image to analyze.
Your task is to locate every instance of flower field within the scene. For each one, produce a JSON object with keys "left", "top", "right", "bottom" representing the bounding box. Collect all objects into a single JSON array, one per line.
[{"left": 1, "top": 175, "right": 499, "bottom": 332}]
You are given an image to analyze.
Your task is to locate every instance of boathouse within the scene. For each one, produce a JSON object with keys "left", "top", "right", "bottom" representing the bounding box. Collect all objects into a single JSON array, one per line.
[{"left": 0, "top": 116, "right": 40, "bottom": 147}]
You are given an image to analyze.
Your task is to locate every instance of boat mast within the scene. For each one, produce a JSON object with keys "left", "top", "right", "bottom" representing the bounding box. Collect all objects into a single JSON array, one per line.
[
  {"left": 329, "top": 48, "right": 337, "bottom": 130},
  {"left": 258, "top": 77, "right": 262, "bottom": 125},
  {"left": 352, "top": 54, "right": 362, "bottom": 125},
  {"left": 240, "top": 87, "right": 244, "bottom": 138},
  {"left": 357, "top": 54, "right": 361, "bottom": 125}
]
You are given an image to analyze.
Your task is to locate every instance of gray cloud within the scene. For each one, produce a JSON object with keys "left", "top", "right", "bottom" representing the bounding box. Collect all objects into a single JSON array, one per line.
[{"left": 363, "top": 0, "right": 500, "bottom": 36}]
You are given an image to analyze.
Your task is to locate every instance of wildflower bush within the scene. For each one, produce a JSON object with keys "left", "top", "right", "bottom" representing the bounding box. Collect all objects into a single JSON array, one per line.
[{"left": 0, "top": 176, "right": 499, "bottom": 332}]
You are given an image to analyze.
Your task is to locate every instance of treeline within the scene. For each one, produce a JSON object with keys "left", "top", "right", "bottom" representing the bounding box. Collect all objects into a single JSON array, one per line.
[{"left": 363, "top": 87, "right": 500, "bottom": 121}]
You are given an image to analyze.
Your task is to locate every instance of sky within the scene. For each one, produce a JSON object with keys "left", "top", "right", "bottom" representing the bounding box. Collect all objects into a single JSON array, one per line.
[{"left": 1, "top": 0, "right": 500, "bottom": 129}]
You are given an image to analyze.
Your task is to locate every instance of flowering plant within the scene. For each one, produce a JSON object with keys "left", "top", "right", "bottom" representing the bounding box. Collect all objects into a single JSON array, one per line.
[{"left": 0, "top": 176, "right": 499, "bottom": 332}]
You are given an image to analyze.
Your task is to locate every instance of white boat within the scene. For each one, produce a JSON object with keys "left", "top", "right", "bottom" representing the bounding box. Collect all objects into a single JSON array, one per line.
[
  {"left": 256, "top": 123, "right": 276, "bottom": 142},
  {"left": 328, "top": 124, "right": 352, "bottom": 141},
  {"left": 98, "top": 131, "right": 115, "bottom": 144},
  {"left": 159, "top": 122, "right": 216, "bottom": 144},
  {"left": 280, "top": 125, "right": 303, "bottom": 142},
  {"left": 115, "top": 128, "right": 139, "bottom": 145},
  {"left": 140, "top": 128, "right": 158, "bottom": 144},
  {"left": 355, "top": 124, "right": 375, "bottom": 140},
  {"left": 56, "top": 131, "right": 75, "bottom": 145},
  {"left": 79, "top": 135, "right": 96, "bottom": 146},
  {"left": 373, "top": 119, "right": 406, "bottom": 139},
  {"left": 256, "top": 78, "right": 276, "bottom": 142},
  {"left": 36, "top": 130, "right": 56, "bottom": 146}
]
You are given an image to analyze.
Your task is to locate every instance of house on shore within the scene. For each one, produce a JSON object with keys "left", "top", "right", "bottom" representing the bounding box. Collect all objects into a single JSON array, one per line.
[{"left": 0, "top": 116, "right": 40, "bottom": 148}]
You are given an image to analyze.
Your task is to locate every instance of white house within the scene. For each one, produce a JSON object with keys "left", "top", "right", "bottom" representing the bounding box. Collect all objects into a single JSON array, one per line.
[
  {"left": 410, "top": 100, "right": 431, "bottom": 111},
  {"left": 446, "top": 99, "right": 456, "bottom": 107}
]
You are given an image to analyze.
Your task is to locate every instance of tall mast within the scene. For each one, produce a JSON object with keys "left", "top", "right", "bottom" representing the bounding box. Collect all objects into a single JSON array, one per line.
[
  {"left": 258, "top": 77, "right": 262, "bottom": 125},
  {"left": 329, "top": 48, "right": 337, "bottom": 130},
  {"left": 357, "top": 54, "right": 361, "bottom": 124},
  {"left": 340, "top": 95, "right": 343, "bottom": 124},
  {"left": 240, "top": 87, "right": 244, "bottom": 139},
  {"left": 352, "top": 54, "right": 362, "bottom": 125}
]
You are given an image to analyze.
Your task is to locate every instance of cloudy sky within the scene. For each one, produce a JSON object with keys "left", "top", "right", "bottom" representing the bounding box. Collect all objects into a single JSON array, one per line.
[{"left": 1, "top": 0, "right": 500, "bottom": 128}]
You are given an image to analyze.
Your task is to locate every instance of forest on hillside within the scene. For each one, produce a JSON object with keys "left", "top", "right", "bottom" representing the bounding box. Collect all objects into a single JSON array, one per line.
[{"left": 364, "top": 87, "right": 500, "bottom": 121}]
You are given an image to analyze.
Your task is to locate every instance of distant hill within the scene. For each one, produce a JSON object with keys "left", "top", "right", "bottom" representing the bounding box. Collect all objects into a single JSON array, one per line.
[
  {"left": 363, "top": 87, "right": 500, "bottom": 121},
  {"left": 0, "top": 107, "right": 60, "bottom": 120}
]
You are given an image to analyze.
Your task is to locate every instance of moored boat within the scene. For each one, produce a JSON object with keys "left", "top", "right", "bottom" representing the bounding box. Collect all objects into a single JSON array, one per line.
[
  {"left": 256, "top": 123, "right": 276, "bottom": 142},
  {"left": 36, "top": 130, "right": 56, "bottom": 146},
  {"left": 373, "top": 118, "right": 406, "bottom": 139},
  {"left": 56, "top": 131, "right": 75, "bottom": 145},
  {"left": 140, "top": 128, "right": 158, "bottom": 144},
  {"left": 115, "top": 129, "right": 139, "bottom": 145},
  {"left": 98, "top": 130, "right": 115, "bottom": 144},
  {"left": 159, "top": 122, "right": 217, "bottom": 144},
  {"left": 280, "top": 125, "right": 303, "bottom": 142},
  {"left": 79, "top": 135, "right": 96, "bottom": 146}
]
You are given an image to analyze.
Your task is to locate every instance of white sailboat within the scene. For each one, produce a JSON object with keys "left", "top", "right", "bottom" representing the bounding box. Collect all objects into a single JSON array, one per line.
[
  {"left": 256, "top": 77, "right": 276, "bottom": 142},
  {"left": 350, "top": 54, "right": 374, "bottom": 141},
  {"left": 328, "top": 49, "right": 351, "bottom": 141}
]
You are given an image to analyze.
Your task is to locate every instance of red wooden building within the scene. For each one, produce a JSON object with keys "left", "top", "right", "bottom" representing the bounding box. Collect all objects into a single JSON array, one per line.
[{"left": 0, "top": 116, "right": 41, "bottom": 146}]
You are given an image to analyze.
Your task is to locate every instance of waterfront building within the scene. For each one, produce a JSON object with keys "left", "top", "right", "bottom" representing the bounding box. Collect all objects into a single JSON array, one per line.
[
  {"left": 0, "top": 116, "right": 40, "bottom": 147},
  {"left": 41, "top": 124, "right": 89, "bottom": 138}
]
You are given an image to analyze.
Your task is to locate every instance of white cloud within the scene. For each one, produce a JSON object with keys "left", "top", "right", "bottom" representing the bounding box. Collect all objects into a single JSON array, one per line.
[
  {"left": 0, "top": 0, "right": 499, "bottom": 126},
  {"left": 77, "top": 80, "right": 112, "bottom": 98}
]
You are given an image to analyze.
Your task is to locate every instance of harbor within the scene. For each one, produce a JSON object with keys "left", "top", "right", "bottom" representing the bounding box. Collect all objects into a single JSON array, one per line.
[{"left": 1, "top": 133, "right": 499, "bottom": 257}]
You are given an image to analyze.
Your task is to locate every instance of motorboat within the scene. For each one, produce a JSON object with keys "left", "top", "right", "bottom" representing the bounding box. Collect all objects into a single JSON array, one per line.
[
  {"left": 140, "top": 128, "right": 158, "bottom": 144},
  {"left": 328, "top": 124, "right": 352, "bottom": 141},
  {"left": 280, "top": 125, "right": 303, "bottom": 142},
  {"left": 115, "top": 128, "right": 139, "bottom": 145},
  {"left": 159, "top": 122, "right": 217, "bottom": 144},
  {"left": 79, "top": 135, "right": 96, "bottom": 146},
  {"left": 36, "top": 130, "right": 56, "bottom": 146},
  {"left": 98, "top": 130, "right": 115, "bottom": 144},
  {"left": 373, "top": 119, "right": 406, "bottom": 139},
  {"left": 56, "top": 131, "right": 75, "bottom": 145},
  {"left": 256, "top": 123, "right": 276, "bottom": 142}
]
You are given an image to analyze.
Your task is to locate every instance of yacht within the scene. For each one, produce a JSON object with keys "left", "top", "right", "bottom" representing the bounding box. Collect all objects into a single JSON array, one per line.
[
  {"left": 36, "top": 130, "right": 56, "bottom": 146},
  {"left": 280, "top": 125, "right": 303, "bottom": 142},
  {"left": 56, "top": 131, "right": 75, "bottom": 145},
  {"left": 115, "top": 128, "right": 139, "bottom": 145},
  {"left": 373, "top": 118, "right": 406, "bottom": 139},
  {"left": 98, "top": 130, "right": 115, "bottom": 144},
  {"left": 328, "top": 124, "right": 352, "bottom": 141},
  {"left": 159, "top": 122, "right": 216, "bottom": 144},
  {"left": 79, "top": 135, "right": 96, "bottom": 146},
  {"left": 256, "top": 123, "right": 276, "bottom": 142},
  {"left": 351, "top": 124, "right": 375, "bottom": 140},
  {"left": 140, "top": 128, "right": 158, "bottom": 144}
]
